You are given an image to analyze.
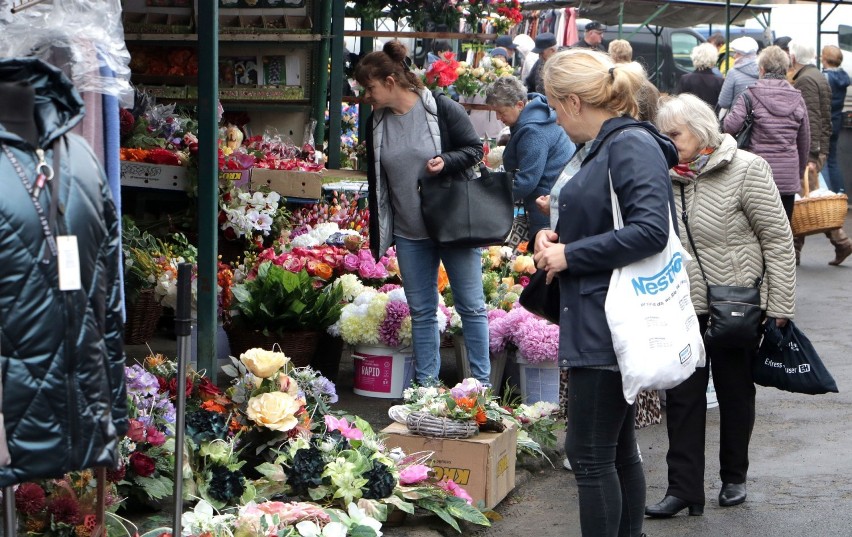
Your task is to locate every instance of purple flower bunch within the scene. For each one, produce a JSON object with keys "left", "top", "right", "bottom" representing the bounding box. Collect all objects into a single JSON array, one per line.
[
  {"left": 125, "top": 364, "right": 177, "bottom": 426},
  {"left": 379, "top": 298, "right": 410, "bottom": 348},
  {"left": 488, "top": 307, "right": 559, "bottom": 363}
]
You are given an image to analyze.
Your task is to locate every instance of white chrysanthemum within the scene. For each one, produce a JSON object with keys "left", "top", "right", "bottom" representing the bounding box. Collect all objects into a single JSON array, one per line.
[
  {"left": 290, "top": 234, "right": 320, "bottom": 248},
  {"left": 387, "top": 288, "right": 407, "bottom": 303},
  {"left": 334, "top": 274, "right": 365, "bottom": 302}
]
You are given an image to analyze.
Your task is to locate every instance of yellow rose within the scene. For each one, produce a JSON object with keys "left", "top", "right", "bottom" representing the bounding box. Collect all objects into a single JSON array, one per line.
[
  {"left": 502, "top": 276, "right": 515, "bottom": 287},
  {"left": 240, "top": 348, "right": 290, "bottom": 378},
  {"left": 512, "top": 255, "right": 536, "bottom": 275},
  {"left": 246, "top": 391, "right": 302, "bottom": 431}
]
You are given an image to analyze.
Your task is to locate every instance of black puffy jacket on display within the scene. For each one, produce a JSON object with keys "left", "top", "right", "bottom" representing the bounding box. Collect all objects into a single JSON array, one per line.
[{"left": 0, "top": 58, "right": 128, "bottom": 487}]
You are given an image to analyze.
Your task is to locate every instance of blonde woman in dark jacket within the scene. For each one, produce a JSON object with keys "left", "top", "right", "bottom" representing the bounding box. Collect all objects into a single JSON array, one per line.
[{"left": 647, "top": 93, "right": 795, "bottom": 518}]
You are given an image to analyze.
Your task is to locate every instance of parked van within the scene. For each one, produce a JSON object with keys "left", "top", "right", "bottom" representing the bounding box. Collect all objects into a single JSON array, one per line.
[{"left": 590, "top": 25, "right": 706, "bottom": 93}]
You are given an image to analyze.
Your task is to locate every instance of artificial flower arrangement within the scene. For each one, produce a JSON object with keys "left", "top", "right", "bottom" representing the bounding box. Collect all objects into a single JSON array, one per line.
[
  {"left": 453, "top": 54, "right": 515, "bottom": 98},
  {"left": 400, "top": 378, "right": 512, "bottom": 431},
  {"left": 227, "top": 260, "right": 345, "bottom": 335},
  {"left": 12, "top": 470, "right": 123, "bottom": 537},
  {"left": 251, "top": 414, "right": 490, "bottom": 533},
  {"left": 219, "top": 187, "right": 291, "bottom": 248},
  {"left": 244, "top": 131, "right": 325, "bottom": 172},
  {"left": 425, "top": 51, "right": 461, "bottom": 89},
  {"left": 328, "top": 284, "right": 450, "bottom": 349},
  {"left": 120, "top": 102, "right": 198, "bottom": 167},
  {"left": 289, "top": 191, "right": 371, "bottom": 242},
  {"left": 118, "top": 361, "right": 178, "bottom": 507},
  {"left": 174, "top": 499, "right": 383, "bottom": 537},
  {"left": 251, "top": 244, "right": 397, "bottom": 288},
  {"left": 510, "top": 400, "right": 563, "bottom": 461},
  {"left": 491, "top": 0, "right": 523, "bottom": 32}
]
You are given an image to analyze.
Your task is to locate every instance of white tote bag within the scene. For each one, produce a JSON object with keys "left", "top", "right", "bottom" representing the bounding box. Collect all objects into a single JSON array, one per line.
[{"left": 604, "top": 174, "right": 706, "bottom": 404}]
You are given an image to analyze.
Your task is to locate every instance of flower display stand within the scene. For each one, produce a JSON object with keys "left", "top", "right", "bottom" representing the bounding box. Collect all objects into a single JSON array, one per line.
[
  {"left": 224, "top": 323, "right": 319, "bottom": 368},
  {"left": 352, "top": 344, "right": 414, "bottom": 399},
  {"left": 515, "top": 356, "right": 560, "bottom": 404},
  {"left": 452, "top": 334, "right": 508, "bottom": 393},
  {"left": 124, "top": 288, "right": 163, "bottom": 344}
]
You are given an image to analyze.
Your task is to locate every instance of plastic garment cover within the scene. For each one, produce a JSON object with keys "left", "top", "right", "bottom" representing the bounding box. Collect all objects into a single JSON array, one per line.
[{"left": 0, "top": 0, "right": 130, "bottom": 97}]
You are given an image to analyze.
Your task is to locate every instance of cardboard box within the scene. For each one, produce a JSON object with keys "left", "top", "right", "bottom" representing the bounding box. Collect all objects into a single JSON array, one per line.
[
  {"left": 381, "top": 421, "right": 517, "bottom": 510},
  {"left": 218, "top": 169, "right": 250, "bottom": 188},
  {"left": 251, "top": 168, "right": 322, "bottom": 199},
  {"left": 120, "top": 161, "right": 189, "bottom": 191}
]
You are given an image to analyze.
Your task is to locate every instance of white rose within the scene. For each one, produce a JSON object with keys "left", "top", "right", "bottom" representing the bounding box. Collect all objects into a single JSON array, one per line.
[{"left": 246, "top": 391, "right": 302, "bottom": 431}]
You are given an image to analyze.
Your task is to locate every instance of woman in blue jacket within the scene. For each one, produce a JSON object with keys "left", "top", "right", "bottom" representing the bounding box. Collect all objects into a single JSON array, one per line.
[
  {"left": 355, "top": 41, "right": 489, "bottom": 386},
  {"left": 485, "top": 76, "right": 573, "bottom": 249},
  {"left": 535, "top": 49, "right": 679, "bottom": 536}
]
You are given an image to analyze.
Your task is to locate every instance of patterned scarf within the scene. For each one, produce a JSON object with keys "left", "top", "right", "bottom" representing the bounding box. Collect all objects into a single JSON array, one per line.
[{"left": 673, "top": 147, "right": 715, "bottom": 179}]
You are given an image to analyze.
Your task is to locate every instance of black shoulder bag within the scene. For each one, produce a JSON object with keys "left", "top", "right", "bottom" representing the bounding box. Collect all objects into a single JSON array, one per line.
[
  {"left": 680, "top": 184, "right": 763, "bottom": 349},
  {"left": 419, "top": 164, "right": 515, "bottom": 248},
  {"left": 733, "top": 90, "right": 755, "bottom": 150}
]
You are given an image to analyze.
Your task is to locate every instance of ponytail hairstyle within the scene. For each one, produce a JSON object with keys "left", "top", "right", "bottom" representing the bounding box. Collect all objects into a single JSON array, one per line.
[
  {"left": 543, "top": 48, "right": 647, "bottom": 119},
  {"left": 354, "top": 40, "right": 424, "bottom": 92}
]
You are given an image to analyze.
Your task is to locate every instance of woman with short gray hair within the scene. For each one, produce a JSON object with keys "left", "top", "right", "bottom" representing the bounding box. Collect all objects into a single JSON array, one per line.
[
  {"left": 484, "top": 76, "right": 573, "bottom": 249},
  {"left": 675, "top": 42, "right": 724, "bottom": 108},
  {"left": 724, "top": 45, "right": 809, "bottom": 222},
  {"left": 647, "top": 93, "right": 795, "bottom": 519}
]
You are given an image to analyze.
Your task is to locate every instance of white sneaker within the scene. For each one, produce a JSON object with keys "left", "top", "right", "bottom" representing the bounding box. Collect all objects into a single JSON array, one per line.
[{"left": 563, "top": 457, "right": 573, "bottom": 471}]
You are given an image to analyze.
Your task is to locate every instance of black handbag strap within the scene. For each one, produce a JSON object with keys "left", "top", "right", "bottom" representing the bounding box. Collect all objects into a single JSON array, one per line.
[
  {"left": 741, "top": 90, "right": 753, "bottom": 117},
  {"left": 679, "top": 183, "right": 763, "bottom": 288}
]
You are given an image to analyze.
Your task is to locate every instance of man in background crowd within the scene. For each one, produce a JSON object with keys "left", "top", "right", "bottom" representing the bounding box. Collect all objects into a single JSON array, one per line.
[
  {"left": 495, "top": 35, "right": 518, "bottom": 67},
  {"left": 788, "top": 40, "right": 852, "bottom": 266},
  {"left": 525, "top": 32, "right": 557, "bottom": 94},
  {"left": 574, "top": 21, "right": 606, "bottom": 51}
]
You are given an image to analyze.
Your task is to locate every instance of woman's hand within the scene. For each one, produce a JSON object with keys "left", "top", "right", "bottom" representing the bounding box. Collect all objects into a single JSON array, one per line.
[
  {"left": 426, "top": 156, "right": 445, "bottom": 175},
  {"left": 533, "top": 239, "right": 567, "bottom": 283},
  {"left": 534, "top": 228, "right": 558, "bottom": 255},
  {"left": 535, "top": 195, "right": 551, "bottom": 216}
]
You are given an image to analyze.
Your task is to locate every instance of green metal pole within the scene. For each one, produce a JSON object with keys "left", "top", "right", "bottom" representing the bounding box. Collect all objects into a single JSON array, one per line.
[
  {"left": 618, "top": 1, "right": 624, "bottom": 38},
  {"left": 358, "top": 18, "right": 374, "bottom": 153},
  {"left": 817, "top": 0, "right": 822, "bottom": 69},
  {"left": 197, "top": 5, "right": 219, "bottom": 378},
  {"left": 314, "top": 0, "right": 332, "bottom": 149},
  {"left": 327, "top": 0, "right": 345, "bottom": 169}
]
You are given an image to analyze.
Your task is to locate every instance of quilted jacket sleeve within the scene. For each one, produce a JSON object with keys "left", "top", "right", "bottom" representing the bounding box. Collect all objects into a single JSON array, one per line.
[
  {"left": 101, "top": 181, "right": 129, "bottom": 437},
  {"left": 723, "top": 91, "right": 747, "bottom": 134},
  {"left": 739, "top": 156, "right": 796, "bottom": 318}
]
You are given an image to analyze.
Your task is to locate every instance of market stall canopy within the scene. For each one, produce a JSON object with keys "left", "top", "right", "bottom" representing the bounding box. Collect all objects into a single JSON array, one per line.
[{"left": 521, "top": 0, "right": 772, "bottom": 27}]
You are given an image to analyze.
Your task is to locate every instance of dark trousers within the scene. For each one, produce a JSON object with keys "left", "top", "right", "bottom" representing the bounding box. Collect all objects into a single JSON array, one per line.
[
  {"left": 780, "top": 194, "right": 795, "bottom": 224},
  {"left": 663, "top": 314, "right": 756, "bottom": 505},
  {"left": 565, "top": 368, "right": 645, "bottom": 537}
]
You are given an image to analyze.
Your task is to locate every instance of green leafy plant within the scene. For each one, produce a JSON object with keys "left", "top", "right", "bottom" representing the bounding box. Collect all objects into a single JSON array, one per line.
[{"left": 230, "top": 261, "right": 344, "bottom": 333}]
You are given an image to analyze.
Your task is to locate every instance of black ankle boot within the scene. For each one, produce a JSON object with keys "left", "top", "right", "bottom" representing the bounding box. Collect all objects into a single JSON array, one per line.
[
  {"left": 719, "top": 482, "right": 747, "bottom": 506},
  {"left": 645, "top": 495, "right": 704, "bottom": 518}
]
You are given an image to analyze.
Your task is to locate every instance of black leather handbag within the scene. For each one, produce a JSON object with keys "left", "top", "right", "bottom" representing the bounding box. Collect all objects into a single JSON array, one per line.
[
  {"left": 418, "top": 164, "right": 515, "bottom": 248},
  {"left": 518, "top": 269, "right": 561, "bottom": 324},
  {"left": 680, "top": 185, "right": 763, "bottom": 349},
  {"left": 733, "top": 90, "right": 754, "bottom": 150}
]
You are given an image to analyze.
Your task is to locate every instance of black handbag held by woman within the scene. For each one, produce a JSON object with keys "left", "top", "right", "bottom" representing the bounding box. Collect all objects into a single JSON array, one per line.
[{"left": 419, "top": 164, "right": 515, "bottom": 248}]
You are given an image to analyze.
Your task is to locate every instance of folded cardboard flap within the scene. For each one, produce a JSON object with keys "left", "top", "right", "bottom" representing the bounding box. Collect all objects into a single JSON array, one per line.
[
  {"left": 250, "top": 168, "right": 322, "bottom": 199},
  {"left": 381, "top": 421, "right": 517, "bottom": 510}
]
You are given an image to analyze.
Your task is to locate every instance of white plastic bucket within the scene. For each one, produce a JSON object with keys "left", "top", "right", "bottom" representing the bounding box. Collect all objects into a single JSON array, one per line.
[
  {"left": 516, "top": 356, "right": 560, "bottom": 404},
  {"left": 352, "top": 344, "right": 415, "bottom": 398}
]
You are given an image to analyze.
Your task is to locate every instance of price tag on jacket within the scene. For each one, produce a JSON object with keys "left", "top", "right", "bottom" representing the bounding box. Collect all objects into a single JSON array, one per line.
[{"left": 57, "top": 235, "right": 81, "bottom": 291}]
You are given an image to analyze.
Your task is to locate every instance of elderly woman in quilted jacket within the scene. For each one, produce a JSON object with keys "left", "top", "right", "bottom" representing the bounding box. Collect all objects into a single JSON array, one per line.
[
  {"left": 723, "top": 45, "right": 809, "bottom": 223},
  {"left": 646, "top": 93, "right": 796, "bottom": 519}
]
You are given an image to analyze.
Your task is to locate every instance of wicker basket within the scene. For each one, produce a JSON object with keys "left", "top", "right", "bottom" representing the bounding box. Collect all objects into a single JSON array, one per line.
[
  {"left": 124, "top": 288, "right": 163, "bottom": 345},
  {"left": 792, "top": 169, "right": 848, "bottom": 237},
  {"left": 406, "top": 411, "right": 479, "bottom": 439},
  {"left": 224, "top": 324, "right": 319, "bottom": 368}
]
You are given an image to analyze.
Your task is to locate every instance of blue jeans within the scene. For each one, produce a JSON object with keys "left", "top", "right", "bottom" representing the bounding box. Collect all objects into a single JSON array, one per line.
[
  {"left": 394, "top": 236, "right": 490, "bottom": 385},
  {"left": 564, "top": 368, "right": 645, "bottom": 537}
]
